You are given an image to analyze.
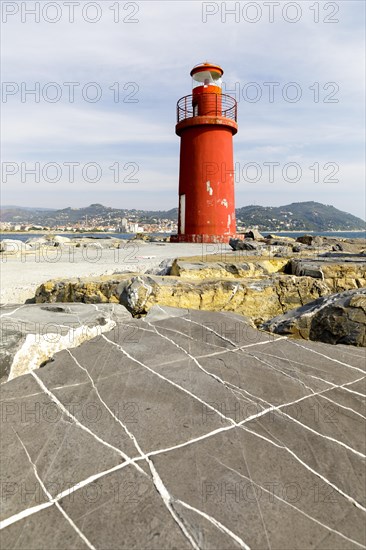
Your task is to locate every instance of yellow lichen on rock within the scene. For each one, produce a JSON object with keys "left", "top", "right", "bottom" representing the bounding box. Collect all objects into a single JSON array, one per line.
[
  {"left": 170, "top": 258, "right": 289, "bottom": 280},
  {"left": 34, "top": 256, "right": 365, "bottom": 325}
]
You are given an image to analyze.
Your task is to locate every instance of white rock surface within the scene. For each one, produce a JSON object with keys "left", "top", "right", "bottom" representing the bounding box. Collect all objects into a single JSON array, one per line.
[{"left": 0, "top": 302, "right": 131, "bottom": 382}]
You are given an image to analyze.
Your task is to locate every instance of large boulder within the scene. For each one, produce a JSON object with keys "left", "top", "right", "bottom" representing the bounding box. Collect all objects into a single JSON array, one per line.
[
  {"left": 229, "top": 238, "right": 258, "bottom": 251},
  {"left": 265, "top": 234, "right": 296, "bottom": 242},
  {"left": 323, "top": 236, "right": 366, "bottom": 253},
  {"left": 245, "top": 228, "right": 264, "bottom": 240},
  {"left": 0, "top": 239, "right": 31, "bottom": 254},
  {"left": 25, "top": 236, "right": 48, "bottom": 247},
  {"left": 0, "top": 303, "right": 131, "bottom": 382},
  {"left": 296, "top": 234, "right": 323, "bottom": 246},
  {"left": 53, "top": 235, "right": 72, "bottom": 245},
  {"left": 285, "top": 259, "right": 324, "bottom": 279},
  {"left": 286, "top": 258, "right": 366, "bottom": 290},
  {"left": 69, "top": 237, "right": 122, "bottom": 249},
  {"left": 262, "top": 288, "right": 366, "bottom": 346}
]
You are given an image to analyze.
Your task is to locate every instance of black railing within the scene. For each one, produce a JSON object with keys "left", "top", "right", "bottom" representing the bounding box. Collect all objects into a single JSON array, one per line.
[{"left": 177, "top": 93, "right": 237, "bottom": 123}]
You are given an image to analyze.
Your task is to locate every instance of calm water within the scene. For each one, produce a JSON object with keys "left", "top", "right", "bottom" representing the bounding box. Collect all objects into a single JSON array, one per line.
[
  {"left": 267, "top": 231, "right": 365, "bottom": 239},
  {"left": 0, "top": 232, "right": 164, "bottom": 242},
  {"left": 0, "top": 231, "right": 365, "bottom": 242}
]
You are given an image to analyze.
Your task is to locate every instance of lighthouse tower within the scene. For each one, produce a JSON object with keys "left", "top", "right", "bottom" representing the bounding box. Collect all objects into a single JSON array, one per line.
[{"left": 174, "top": 62, "right": 238, "bottom": 243}]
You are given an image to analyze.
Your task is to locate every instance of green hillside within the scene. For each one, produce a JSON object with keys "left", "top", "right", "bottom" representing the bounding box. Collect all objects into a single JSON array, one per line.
[{"left": 235, "top": 202, "right": 365, "bottom": 231}]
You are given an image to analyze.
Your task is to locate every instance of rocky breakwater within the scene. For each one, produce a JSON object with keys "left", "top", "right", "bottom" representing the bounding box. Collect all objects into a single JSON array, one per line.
[
  {"left": 34, "top": 245, "right": 366, "bottom": 325},
  {"left": 262, "top": 288, "right": 366, "bottom": 346},
  {"left": 0, "top": 235, "right": 124, "bottom": 256},
  {"left": 285, "top": 256, "right": 366, "bottom": 290},
  {"left": 34, "top": 270, "right": 329, "bottom": 324}
]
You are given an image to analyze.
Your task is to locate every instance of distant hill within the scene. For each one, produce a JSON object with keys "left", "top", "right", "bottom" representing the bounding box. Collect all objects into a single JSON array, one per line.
[
  {"left": 1, "top": 201, "right": 364, "bottom": 231},
  {"left": 0, "top": 203, "right": 179, "bottom": 226},
  {"left": 0, "top": 205, "right": 57, "bottom": 212},
  {"left": 235, "top": 202, "right": 365, "bottom": 231},
  {"left": 0, "top": 206, "right": 57, "bottom": 222}
]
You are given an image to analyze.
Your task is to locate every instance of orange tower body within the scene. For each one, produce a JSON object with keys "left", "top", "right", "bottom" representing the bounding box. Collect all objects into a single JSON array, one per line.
[{"left": 172, "top": 62, "right": 238, "bottom": 243}]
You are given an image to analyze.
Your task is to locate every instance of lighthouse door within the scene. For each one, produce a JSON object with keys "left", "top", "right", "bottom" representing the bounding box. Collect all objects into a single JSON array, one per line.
[{"left": 180, "top": 194, "right": 186, "bottom": 234}]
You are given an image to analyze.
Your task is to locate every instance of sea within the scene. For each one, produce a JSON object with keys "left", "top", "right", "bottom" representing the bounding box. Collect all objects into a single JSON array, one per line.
[{"left": 0, "top": 231, "right": 365, "bottom": 242}]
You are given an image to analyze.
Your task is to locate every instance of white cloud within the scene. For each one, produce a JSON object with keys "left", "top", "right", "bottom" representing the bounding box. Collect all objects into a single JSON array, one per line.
[{"left": 1, "top": 1, "right": 364, "bottom": 218}]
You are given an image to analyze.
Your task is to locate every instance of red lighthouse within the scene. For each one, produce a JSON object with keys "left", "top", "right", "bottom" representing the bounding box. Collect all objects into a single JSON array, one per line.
[{"left": 173, "top": 62, "right": 238, "bottom": 243}]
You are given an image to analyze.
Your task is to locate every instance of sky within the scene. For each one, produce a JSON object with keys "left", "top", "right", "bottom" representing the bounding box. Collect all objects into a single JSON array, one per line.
[{"left": 1, "top": 0, "right": 365, "bottom": 219}]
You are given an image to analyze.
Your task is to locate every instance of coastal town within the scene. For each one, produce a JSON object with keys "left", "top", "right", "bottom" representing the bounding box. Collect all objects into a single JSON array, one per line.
[
  {"left": 0, "top": 201, "right": 364, "bottom": 234},
  {"left": 0, "top": 217, "right": 178, "bottom": 234}
]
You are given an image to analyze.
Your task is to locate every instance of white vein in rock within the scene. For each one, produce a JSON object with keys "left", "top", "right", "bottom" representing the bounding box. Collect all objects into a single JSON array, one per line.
[
  {"left": 343, "top": 386, "right": 366, "bottom": 398},
  {"left": 248, "top": 350, "right": 366, "bottom": 417},
  {"left": 278, "top": 409, "right": 365, "bottom": 458},
  {"left": 288, "top": 340, "right": 366, "bottom": 374},
  {"left": 68, "top": 348, "right": 201, "bottom": 550},
  {"left": 215, "top": 459, "right": 366, "bottom": 549},
  {"left": 65, "top": 349, "right": 146, "bottom": 476},
  {"left": 101, "top": 334, "right": 234, "bottom": 426},
  {"left": 1, "top": 461, "right": 133, "bottom": 530},
  {"left": 127, "top": 320, "right": 229, "bottom": 351},
  {"left": 181, "top": 316, "right": 238, "bottom": 347},
  {"left": 10, "top": 428, "right": 96, "bottom": 550},
  {"left": 241, "top": 426, "right": 366, "bottom": 513},
  {"left": 319, "top": 394, "right": 366, "bottom": 420},
  {"left": 145, "top": 320, "right": 256, "bottom": 414},
  {"left": 106, "top": 327, "right": 366, "bottom": 514},
  {"left": 147, "top": 322, "right": 365, "bottom": 458},
  {"left": 175, "top": 499, "right": 251, "bottom": 550},
  {"left": 30, "top": 370, "right": 133, "bottom": 463}
]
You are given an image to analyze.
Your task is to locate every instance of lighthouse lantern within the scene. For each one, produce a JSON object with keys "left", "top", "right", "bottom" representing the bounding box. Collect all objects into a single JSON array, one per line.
[{"left": 191, "top": 63, "right": 223, "bottom": 90}]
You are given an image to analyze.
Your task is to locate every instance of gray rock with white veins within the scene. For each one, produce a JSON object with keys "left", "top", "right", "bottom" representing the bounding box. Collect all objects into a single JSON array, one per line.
[
  {"left": 0, "top": 306, "right": 365, "bottom": 549},
  {"left": 0, "top": 303, "right": 131, "bottom": 383}
]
